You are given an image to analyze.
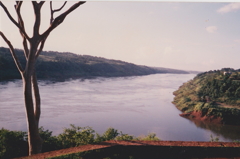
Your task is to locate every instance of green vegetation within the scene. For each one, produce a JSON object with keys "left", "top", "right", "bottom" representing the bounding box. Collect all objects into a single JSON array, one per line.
[
  {"left": 0, "top": 125, "right": 159, "bottom": 158},
  {"left": 0, "top": 128, "right": 28, "bottom": 158},
  {"left": 0, "top": 47, "right": 189, "bottom": 81},
  {"left": 173, "top": 68, "right": 240, "bottom": 125},
  {"left": 210, "top": 134, "right": 220, "bottom": 142}
]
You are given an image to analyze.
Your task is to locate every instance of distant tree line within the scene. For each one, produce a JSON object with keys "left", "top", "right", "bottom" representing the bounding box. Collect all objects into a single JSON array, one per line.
[
  {"left": 195, "top": 68, "right": 240, "bottom": 105},
  {"left": 0, "top": 47, "right": 188, "bottom": 81}
]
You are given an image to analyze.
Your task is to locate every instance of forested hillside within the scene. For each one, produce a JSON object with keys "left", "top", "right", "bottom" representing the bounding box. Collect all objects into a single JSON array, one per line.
[
  {"left": 0, "top": 47, "right": 189, "bottom": 80},
  {"left": 173, "top": 68, "right": 240, "bottom": 125}
]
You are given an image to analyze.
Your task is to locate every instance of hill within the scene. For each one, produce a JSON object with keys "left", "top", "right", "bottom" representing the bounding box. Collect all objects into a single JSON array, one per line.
[
  {"left": 151, "top": 66, "right": 193, "bottom": 74},
  {"left": 172, "top": 68, "right": 240, "bottom": 125},
  {"left": 0, "top": 47, "right": 189, "bottom": 81}
]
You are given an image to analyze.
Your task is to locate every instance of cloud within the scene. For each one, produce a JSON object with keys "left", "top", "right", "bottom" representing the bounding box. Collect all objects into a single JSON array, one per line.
[
  {"left": 217, "top": 3, "right": 240, "bottom": 13},
  {"left": 206, "top": 26, "right": 218, "bottom": 33}
]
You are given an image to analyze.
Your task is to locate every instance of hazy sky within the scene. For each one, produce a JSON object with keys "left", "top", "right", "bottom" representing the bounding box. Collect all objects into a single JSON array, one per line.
[{"left": 1, "top": 1, "right": 240, "bottom": 72}]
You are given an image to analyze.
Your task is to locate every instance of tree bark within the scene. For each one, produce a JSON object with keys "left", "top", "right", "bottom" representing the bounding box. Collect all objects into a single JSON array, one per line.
[
  {"left": 23, "top": 43, "right": 43, "bottom": 154},
  {"left": 23, "top": 75, "right": 43, "bottom": 154}
]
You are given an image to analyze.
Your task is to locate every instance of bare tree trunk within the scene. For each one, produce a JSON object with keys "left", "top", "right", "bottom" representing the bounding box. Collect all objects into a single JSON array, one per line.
[
  {"left": 32, "top": 72, "right": 41, "bottom": 124},
  {"left": 24, "top": 77, "right": 43, "bottom": 154},
  {"left": 23, "top": 44, "right": 43, "bottom": 155}
]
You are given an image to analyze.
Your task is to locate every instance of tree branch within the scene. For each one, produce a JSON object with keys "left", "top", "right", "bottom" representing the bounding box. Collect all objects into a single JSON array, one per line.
[
  {"left": 0, "top": 1, "right": 30, "bottom": 40},
  {"left": 42, "top": 1, "right": 86, "bottom": 38},
  {"left": 22, "top": 38, "right": 29, "bottom": 59},
  {"left": 15, "top": 1, "right": 24, "bottom": 29},
  {"left": 0, "top": 31, "right": 24, "bottom": 73},
  {"left": 15, "top": 1, "right": 29, "bottom": 59},
  {"left": 0, "top": 2, "right": 19, "bottom": 28},
  {"left": 35, "top": 39, "right": 46, "bottom": 58},
  {"left": 32, "top": 2, "right": 45, "bottom": 37},
  {"left": 50, "top": 1, "right": 67, "bottom": 24}
]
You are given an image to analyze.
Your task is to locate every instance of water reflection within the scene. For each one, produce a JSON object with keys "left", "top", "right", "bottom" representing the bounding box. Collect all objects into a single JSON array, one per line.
[{"left": 186, "top": 118, "right": 240, "bottom": 141}]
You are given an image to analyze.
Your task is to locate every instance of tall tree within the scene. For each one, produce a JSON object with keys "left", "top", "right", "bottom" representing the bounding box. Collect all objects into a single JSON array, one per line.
[{"left": 0, "top": 1, "right": 85, "bottom": 155}]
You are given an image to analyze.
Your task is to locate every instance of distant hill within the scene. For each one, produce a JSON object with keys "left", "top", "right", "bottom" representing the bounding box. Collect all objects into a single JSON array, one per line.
[
  {"left": 0, "top": 47, "right": 191, "bottom": 81},
  {"left": 151, "top": 67, "right": 194, "bottom": 74},
  {"left": 172, "top": 68, "right": 240, "bottom": 125}
]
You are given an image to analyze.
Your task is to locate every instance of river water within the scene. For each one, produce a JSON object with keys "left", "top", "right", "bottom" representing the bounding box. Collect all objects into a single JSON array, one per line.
[{"left": 1, "top": 74, "right": 240, "bottom": 141}]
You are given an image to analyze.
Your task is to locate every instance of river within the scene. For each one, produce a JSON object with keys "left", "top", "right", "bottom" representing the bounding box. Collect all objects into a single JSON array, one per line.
[{"left": 1, "top": 74, "right": 240, "bottom": 141}]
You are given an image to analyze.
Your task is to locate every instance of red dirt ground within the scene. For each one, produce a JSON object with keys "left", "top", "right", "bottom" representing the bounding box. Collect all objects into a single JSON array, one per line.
[
  {"left": 16, "top": 140, "right": 240, "bottom": 159},
  {"left": 180, "top": 110, "right": 223, "bottom": 124}
]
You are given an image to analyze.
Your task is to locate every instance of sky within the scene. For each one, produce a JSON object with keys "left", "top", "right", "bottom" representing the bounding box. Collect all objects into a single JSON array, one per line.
[{"left": 1, "top": 1, "right": 240, "bottom": 72}]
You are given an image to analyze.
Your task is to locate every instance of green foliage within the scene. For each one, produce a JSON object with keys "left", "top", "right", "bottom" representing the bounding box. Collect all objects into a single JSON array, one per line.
[
  {"left": 115, "top": 131, "right": 135, "bottom": 141},
  {"left": 0, "top": 47, "right": 187, "bottom": 81},
  {"left": 39, "top": 127, "right": 60, "bottom": 152},
  {"left": 100, "top": 127, "right": 119, "bottom": 141},
  {"left": 0, "top": 128, "right": 28, "bottom": 158},
  {"left": 193, "top": 102, "right": 204, "bottom": 111},
  {"left": 233, "top": 140, "right": 240, "bottom": 143},
  {"left": 136, "top": 133, "right": 160, "bottom": 141},
  {"left": 196, "top": 70, "right": 240, "bottom": 103},
  {"left": 57, "top": 124, "right": 95, "bottom": 148},
  {"left": 0, "top": 125, "right": 161, "bottom": 158},
  {"left": 95, "top": 127, "right": 119, "bottom": 143},
  {"left": 173, "top": 68, "right": 240, "bottom": 125},
  {"left": 209, "top": 134, "right": 220, "bottom": 142}
]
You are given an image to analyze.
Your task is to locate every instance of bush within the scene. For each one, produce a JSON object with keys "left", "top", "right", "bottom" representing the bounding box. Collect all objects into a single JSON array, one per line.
[
  {"left": 95, "top": 127, "right": 119, "bottom": 143},
  {"left": 136, "top": 133, "right": 160, "bottom": 141},
  {"left": 0, "top": 126, "right": 161, "bottom": 158},
  {"left": 100, "top": 127, "right": 119, "bottom": 141},
  {"left": 39, "top": 127, "right": 60, "bottom": 152},
  {"left": 57, "top": 124, "right": 95, "bottom": 148},
  {"left": 115, "top": 131, "right": 135, "bottom": 141},
  {"left": 210, "top": 134, "right": 219, "bottom": 142},
  {"left": 0, "top": 128, "right": 28, "bottom": 158}
]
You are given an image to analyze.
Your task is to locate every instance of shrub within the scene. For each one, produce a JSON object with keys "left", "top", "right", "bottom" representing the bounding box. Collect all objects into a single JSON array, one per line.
[
  {"left": 136, "top": 133, "right": 160, "bottom": 141},
  {"left": 39, "top": 127, "right": 60, "bottom": 152},
  {"left": 210, "top": 134, "right": 219, "bottom": 142},
  {"left": 57, "top": 124, "right": 95, "bottom": 148},
  {"left": 95, "top": 127, "right": 119, "bottom": 143},
  {"left": 0, "top": 128, "right": 28, "bottom": 158},
  {"left": 115, "top": 131, "right": 135, "bottom": 141},
  {"left": 100, "top": 127, "right": 119, "bottom": 141},
  {"left": 0, "top": 126, "right": 162, "bottom": 158}
]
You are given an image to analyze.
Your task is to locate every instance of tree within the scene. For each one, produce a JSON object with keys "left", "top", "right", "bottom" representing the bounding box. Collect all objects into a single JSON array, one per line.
[{"left": 0, "top": 1, "right": 86, "bottom": 155}]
